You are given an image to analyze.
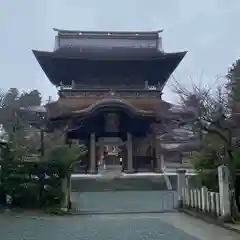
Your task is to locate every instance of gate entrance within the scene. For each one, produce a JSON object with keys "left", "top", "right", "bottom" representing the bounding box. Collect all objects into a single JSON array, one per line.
[
  {"left": 33, "top": 29, "right": 189, "bottom": 214},
  {"left": 71, "top": 175, "right": 177, "bottom": 214}
]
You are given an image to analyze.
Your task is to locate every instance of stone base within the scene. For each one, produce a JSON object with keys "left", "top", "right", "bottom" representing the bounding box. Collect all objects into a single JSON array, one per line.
[
  {"left": 154, "top": 168, "right": 163, "bottom": 173},
  {"left": 123, "top": 169, "right": 135, "bottom": 174},
  {"left": 89, "top": 169, "right": 98, "bottom": 174},
  {"left": 177, "top": 199, "right": 183, "bottom": 208}
]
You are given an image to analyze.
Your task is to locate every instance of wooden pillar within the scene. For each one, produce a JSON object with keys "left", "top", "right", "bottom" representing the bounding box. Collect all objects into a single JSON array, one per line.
[
  {"left": 90, "top": 132, "right": 96, "bottom": 174},
  {"left": 155, "top": 135, "right": 163, "bottom": 173},
  {"left": 126, "top": 132, "right": 133, "bottom": 173}
]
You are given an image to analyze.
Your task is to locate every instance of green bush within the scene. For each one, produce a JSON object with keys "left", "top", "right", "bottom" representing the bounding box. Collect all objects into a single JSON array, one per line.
[
  {"left": 0, "top": 128, "right": 87, "bottom": 210},
  {"left": 0, "top": 159, "right": 65, "bottom": 209}
]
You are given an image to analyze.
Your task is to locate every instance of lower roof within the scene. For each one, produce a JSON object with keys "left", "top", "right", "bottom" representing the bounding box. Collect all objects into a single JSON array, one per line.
[{"left": 49, "top": 98, "right": 156, "bottom": 122}]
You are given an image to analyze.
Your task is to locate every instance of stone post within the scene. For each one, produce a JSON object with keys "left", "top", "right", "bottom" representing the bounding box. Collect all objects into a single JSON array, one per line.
[
  {"left": 201, "top": 187, "right": 208, "bottom": 212},
  {"left": 144, "top": 80, "right": 148, "bottom": 89},
  {"left": 177, "top": 169, "right": 186, "bottom": 208},
  {"left": 218, "top": 165, "right": 231, "bottom": 219},
  {"left": 126, "top": 132, "right": 133, "bottom": 173},
  {"left": 61, "top": 177, "right": 68, "bottom": 211},
  {"left": 90, "top": 132, "right": 96, "bottom": 174}
]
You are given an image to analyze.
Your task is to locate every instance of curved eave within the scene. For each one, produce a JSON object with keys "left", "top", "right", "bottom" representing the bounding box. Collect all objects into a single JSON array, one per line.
[
  {"left": 33, "top": 49, "right": 186, "bottom": 60},
  {"left": 33, "top": 50, "right": 186, "bottom": 87},
  {"left": 50, "top": 99, "right": 155, "bottom": 122}
]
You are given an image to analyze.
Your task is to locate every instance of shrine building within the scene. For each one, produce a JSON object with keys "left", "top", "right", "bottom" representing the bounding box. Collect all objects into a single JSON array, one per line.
[{"left": 33, "top": 28, "right": 187, "bottom": 174}]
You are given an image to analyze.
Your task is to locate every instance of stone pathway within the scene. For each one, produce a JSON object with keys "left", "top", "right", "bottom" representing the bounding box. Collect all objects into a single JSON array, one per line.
[
  {"left": 71, "top": 190, "right": 177, "bottom": 213},
  {"left": 0, "top": 212, "right": 239, "bottom": 240}
]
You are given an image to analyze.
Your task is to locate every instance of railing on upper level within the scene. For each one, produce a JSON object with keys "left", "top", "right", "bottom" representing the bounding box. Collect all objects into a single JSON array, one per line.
[
  {"left": 58, "top": 80, "right": 162, "bottom": 92},
  {"left": 58, "top": 89, "right": 162, "bottom": 99}
]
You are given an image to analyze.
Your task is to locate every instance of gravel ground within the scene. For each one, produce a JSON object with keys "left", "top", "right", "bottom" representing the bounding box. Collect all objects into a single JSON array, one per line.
[{"left": 0, "top": 212, "right": 239, "bottom": 240}]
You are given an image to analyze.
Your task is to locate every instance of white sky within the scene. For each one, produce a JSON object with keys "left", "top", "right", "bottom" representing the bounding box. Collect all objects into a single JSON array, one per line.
[{"left": 0, "top": 0, "right": 240, "bottom": 103}]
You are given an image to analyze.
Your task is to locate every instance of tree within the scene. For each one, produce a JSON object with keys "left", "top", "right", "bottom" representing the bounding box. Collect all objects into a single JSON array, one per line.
[
  {"left": 2, "top": 88, "right": 19, "bottom": 107},
  {"left": 0, "top": 114, "right": 87, "bottom": 210},
  {"left": 43, "top": 131, "right": 87, "bottom": 209},
  {"left": 227, "top": 59, "right": 240, "bottom": 103},
  {"left": 0, "top": 87, "right": 88, "bottom": 211},
  {"left": 172, "top": 76, "right": 240, "bottom": 220},
  {"left": 18, "top": 90, "right": 41, "bottom": 107},
  {"left": 0, "top": 88, "right": 43, "bottom": 136}
]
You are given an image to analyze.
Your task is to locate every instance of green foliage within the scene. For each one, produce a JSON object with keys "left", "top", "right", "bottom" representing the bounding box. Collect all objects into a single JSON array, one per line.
[
  {"left": 232, "top": 149, "right": 240, "bottom": 169},
  {"left": 43, "top": 131, "right": 87, "bottom": 175},
  {"left": 192, "top": 130, "right": 240, "bottom": 192},
  {"left": 0, "top": 142, "right": 66, "bottom": 209},
  {"left": 0, "top": 87, "right": 42, "bottom": 133},
  {"left": 0, "top": 124, "right": 87, "bottom": 210},
  {"left": 192, "top": 149, "right": 219, "bottom": 191},
  {"left": 227, "top": 59, "right": 240, "bottom": 102},
  {"left": 0, "top": 87, "right": 88, "bottom": 211}
]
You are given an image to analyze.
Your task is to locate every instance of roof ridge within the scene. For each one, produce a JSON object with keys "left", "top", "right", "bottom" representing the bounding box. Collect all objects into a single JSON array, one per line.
[{"left": 53, "top": 28, "right": 163, "bottom": 35}]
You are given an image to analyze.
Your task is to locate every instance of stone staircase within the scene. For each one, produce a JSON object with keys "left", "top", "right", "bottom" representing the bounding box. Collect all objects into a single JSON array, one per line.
[
  {"left": 71, "top": 165, "right": 183, "bottom": 192},
  {"left": 98, "top": 164, "right": 122, "bottom": 178},
  {"left": 70, "top": 166, "right": 178, "bottom": 213},
  {"left": 71, "top": 171, "right": 168, "bottom": 192}
]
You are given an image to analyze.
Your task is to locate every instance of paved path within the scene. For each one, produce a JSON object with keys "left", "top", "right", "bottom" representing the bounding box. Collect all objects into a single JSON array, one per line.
[{"left": 0, "top": 212, "right": 239, "bottom": 240}]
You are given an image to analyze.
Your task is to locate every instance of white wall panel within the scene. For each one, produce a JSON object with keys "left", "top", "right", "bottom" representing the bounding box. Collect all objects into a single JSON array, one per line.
[{"left": 55, "top": 37, "right": 160, "bottom": 50}]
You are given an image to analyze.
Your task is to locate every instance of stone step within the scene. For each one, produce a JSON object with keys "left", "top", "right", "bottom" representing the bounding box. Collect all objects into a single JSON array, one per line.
[
  {"left": 98, "top": 164, "right": 122, "bottom": 177},
  {"left": 71, "top": 176, "right": 168, "bottom": 192}
]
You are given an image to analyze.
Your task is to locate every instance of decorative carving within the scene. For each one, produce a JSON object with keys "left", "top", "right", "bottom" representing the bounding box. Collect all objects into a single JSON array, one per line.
[{"left": 109, "top": 91, "right": 116, "bottom": 96}]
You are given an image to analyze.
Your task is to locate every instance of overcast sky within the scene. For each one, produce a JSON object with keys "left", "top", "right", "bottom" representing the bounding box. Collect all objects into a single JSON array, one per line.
[{"left": 0, "top": 0, "right": 240, "bottom": 103}]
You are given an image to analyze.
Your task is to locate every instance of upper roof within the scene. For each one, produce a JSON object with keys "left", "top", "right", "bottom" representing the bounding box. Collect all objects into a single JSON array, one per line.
[
  {"left": 33, "top": 28, "right": 186, "bottom": 86},
  {"left": 33, "top": 50, "right": 186, "bottom": 86}
]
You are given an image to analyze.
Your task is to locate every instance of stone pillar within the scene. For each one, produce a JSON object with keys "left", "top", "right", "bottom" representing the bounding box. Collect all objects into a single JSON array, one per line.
[
  {"left": 126, "top": 132, "right": 133, "bottom": 173},
  {"left": 218, "top": 165, "right": 231, "bottom": 219},
  {"left": 177, "top": 169, "right": 186, "bottom": 208},
  {"left": 90, "top": 132, "right": 96, "bottom": 174}
]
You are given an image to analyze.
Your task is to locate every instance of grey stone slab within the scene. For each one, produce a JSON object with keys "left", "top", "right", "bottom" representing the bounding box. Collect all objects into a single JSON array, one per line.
[
  {"left": 0, "top": 213, "right": 196, "bottom": 240},
  {"left": 159, "top": 212, "right": 240, "bottom": 240}
]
